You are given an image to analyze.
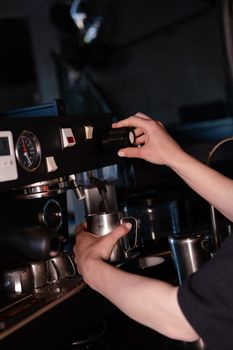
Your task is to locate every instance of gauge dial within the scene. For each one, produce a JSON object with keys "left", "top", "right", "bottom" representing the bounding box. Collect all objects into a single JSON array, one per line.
[{"left": 16, "top": 130, "right": 41, "bottom": 171}]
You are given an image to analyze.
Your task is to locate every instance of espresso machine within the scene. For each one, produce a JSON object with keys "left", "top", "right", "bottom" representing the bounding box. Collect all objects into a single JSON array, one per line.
[{"left": 0, "top": 112, "right": 138, "bottom": 348}]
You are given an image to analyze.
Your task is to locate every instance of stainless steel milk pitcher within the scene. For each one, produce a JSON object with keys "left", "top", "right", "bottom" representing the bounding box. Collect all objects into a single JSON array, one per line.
[
  {"left": 168, "top": 232, "right": 213, "bottom": 284},
  {"left": 86, "top": 211, "right": 139, "bottom": 263}
]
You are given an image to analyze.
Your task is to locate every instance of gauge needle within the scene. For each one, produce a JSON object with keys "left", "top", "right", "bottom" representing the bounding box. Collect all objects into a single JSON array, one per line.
[
  {"left": 22, "top": 139, "right": 32, "bottom": 165},
  {"left": 24, "top": 151, "right": 32, "bottom": 165}
]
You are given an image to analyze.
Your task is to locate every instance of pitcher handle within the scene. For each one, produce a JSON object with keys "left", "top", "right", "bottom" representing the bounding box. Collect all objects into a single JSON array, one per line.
[
  {"left": 66, "top": 253, "right": 78, "bottom": 277},
  {"left": 201, "top": 239, "right": 214, "bottom": 259},
  {"left": 121, "top": 216, "right": 139, "bottom": 253}
]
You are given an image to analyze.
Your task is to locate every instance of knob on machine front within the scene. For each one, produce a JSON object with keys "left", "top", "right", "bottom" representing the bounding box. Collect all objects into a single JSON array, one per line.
[{"left": 102, "top": 127, "right": 136, "bottom": 150}]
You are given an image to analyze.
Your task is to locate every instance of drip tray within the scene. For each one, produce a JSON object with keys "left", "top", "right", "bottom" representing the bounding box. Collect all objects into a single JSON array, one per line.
[{"left": 0, "top": 276, "right": 85, "bottom": 339}]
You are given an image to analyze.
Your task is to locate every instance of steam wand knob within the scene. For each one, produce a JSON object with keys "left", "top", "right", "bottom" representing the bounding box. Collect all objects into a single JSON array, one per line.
[{"left": 102, "top": 127, "right": 136, "bottom": 150}]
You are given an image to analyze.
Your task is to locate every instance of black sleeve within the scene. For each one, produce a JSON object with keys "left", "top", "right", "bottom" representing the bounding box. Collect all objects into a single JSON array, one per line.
[{"left": 178, "top": 234, "right": 233, "bottom": 350}]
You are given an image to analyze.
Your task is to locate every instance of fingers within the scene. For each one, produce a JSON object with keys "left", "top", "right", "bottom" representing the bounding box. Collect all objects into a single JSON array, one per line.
[
  {"left": 157, "top": 120, "right": 165, "bottom": 128},
  {"left": 112, "top": 113, "right": 164, "bottom": 134},
  {"left": 106, "top": 223, "right": 132, "bottom": 246},
  {"left": 134, "top": 112, "right": 151, "bottom": 120},
  {"left": 75, "top": 222, "right": 87, "bottom": 235},
  {"left": 74, "top": 222, "right": 132, "bottom": 243},
  {"left": 118, "top": 146, "right": 143, "bottom": 158},
  {"left": 135, "top": 134, "right": 146, "bottom": 145},
  {"left": 133, "top": 127, "right": 144, "bottom": 137},
  {"left": 73, "top": 223, "right": 131, "bottom": 252},
  {"left": 112, "top": 114, "right": 150, "bottom": 129}
]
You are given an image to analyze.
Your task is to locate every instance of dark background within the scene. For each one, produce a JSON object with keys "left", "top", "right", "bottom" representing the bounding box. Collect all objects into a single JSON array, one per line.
[
  {"left": 1, "top": 0, "right": 233, "bottom": 234},
  {"left": 1, "top": 2, "right": 233, "bottom": 349},
  {"left": 0, "top": 0, "right": 230, "bottom": 126},
  {"left": 0, "top": 0, "right": 233, "bottom": 232}
]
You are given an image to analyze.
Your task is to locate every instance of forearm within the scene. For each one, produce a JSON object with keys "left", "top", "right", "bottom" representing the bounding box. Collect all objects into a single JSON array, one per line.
[
  {"left": 113, "top": 114, "right": 233, "bottom": 221},
  {"left": 84, "top": 259, "right": 198, "bottom": 342},
  {"left": 169, "top": 151, "right": 233, "bottom": 221}
]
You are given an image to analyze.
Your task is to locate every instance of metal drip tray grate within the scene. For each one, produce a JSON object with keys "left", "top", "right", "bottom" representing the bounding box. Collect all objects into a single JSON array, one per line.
[{"left": 0, "top": 276, "right": 85, "bottom": 339}]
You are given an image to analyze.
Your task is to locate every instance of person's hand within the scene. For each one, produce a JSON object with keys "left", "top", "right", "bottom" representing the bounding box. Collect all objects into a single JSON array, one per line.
[
  {"left": 73, "top": 222, "right": 132, "bottom": 281},
  {"left": 112, "top": 112, "right": 184, "bottom": 167}
]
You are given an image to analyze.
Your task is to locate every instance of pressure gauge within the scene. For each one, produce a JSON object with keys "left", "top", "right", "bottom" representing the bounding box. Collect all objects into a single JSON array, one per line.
[{"left": 15, "top": 130, "right": 41, "bottom": 172}]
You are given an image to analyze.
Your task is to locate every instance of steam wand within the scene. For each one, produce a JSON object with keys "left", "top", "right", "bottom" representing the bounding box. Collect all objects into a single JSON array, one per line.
[
  {"left": 68, "top": 174, "right": 85, "bottom": 201},
  {"left": 87, "top": 170, "right": 110, "bottom": 213}
]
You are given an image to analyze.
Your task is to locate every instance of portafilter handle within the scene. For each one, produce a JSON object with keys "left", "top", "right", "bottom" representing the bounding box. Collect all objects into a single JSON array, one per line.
[{"left": 0, "top": 226, "right": 63, "bottom": 260}]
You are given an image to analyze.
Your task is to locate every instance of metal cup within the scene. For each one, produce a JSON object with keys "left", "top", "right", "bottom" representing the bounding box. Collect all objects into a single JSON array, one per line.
[
  {"left": 2, "top": 266, "right": 34, "bottom": 295},
  {"left": 86, "top": 211, "right": 139, "bottom": 263},
  {"left": 47, "top": 252, "right": 77, "bottom": 282},
  {"left": 168, "top": 232, "right": 212, "bottom": 284},
  {"left": 30, "top": 260, "right": 48, "bottom": 289}
]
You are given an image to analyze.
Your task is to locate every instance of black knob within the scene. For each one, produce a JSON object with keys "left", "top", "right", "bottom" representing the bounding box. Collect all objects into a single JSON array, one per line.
[{"left": 102, "top": 127, "right": 135, "bottom": 150}]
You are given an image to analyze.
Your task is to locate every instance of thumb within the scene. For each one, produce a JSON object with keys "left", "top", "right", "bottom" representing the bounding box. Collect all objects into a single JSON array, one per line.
[
  {"left": 106, "top": 223, "right": 132, "bottom": 245},
  {"left": 118, "top": 147, "right": 142, "bottom": 159}
]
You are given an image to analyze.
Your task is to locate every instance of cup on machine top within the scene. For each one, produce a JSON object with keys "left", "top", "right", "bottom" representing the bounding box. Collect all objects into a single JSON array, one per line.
[{"left": 47, "top": 252, "right": 77, "bottom": 282}]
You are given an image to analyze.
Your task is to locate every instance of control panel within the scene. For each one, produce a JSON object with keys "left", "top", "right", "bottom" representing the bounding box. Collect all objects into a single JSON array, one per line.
[{"left": 0, "top": 114, "right": 133, "bottom": 192}]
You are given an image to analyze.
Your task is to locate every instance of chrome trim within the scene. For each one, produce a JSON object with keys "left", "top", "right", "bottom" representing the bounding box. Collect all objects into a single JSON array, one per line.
[{"left": 13, "top": 177, "right": 70, "bottom": 199}]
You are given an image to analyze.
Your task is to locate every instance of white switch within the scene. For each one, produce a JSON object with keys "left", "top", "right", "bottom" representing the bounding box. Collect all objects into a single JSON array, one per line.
[
  {"left": 61, "top": 128, "right": 76, "bottom": 148},
  {"left": 84, "top": 125, "right": 94, "bottom": 140},
  {"left": 46, "top": 156, "right": 58, "bottom": 173}
]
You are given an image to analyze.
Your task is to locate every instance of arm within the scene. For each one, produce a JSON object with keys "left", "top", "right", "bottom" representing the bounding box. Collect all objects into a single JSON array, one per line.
[
  {"left": 112, "top": 113, "right": 233, "bottom": 221},
  {"left": 74, "top": 223, "right": 199, "bottom": 342}
]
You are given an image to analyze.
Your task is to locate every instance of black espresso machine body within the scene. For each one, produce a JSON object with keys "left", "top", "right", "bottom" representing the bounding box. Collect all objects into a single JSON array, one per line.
[
  {"left": 0, "top": 113, "right": 130, "bottom": 345},
  {"left": 0, "top": 114, "right": 119, "bottom": 191}
]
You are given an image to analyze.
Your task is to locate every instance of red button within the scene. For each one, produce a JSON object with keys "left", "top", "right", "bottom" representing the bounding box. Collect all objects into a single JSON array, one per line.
[{"left": 67, "top": 136, "right": 75, "bottom": 144}]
